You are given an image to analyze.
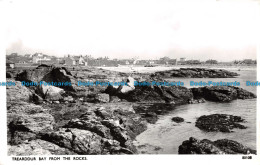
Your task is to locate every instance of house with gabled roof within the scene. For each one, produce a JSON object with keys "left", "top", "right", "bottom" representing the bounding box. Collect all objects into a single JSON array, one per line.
[
  {"left": 32, "top": 53, "right": 51, "bottom": 63},
  {"left": 64, "top": 55, "right": 87, "bottom": 66}
]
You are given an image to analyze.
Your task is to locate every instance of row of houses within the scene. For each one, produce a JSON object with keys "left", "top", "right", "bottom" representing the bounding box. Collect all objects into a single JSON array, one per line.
[
  {"left": 7, "top": 53, "right": 88, "bottom": 67},
  {"left": 64, "top": 55, "right": 87, "bottom": 66},
  {"left": 6, "top": 53, "right": 257, "bottom": 68},
  {"left": 21, "top": 53, "right": 178, "bottom": 66},
  {"left": 31, "top": 53, "right": 87, "bottom": 66}
]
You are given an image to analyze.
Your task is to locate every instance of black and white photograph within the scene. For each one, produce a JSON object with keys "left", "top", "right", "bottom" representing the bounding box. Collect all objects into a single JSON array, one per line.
[{"left": 1, "top": 0, "right": 259, "bottom": 164}]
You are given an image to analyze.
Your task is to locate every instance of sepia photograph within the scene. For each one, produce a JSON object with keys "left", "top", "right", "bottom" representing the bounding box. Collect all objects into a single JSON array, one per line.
[{"left": 1, "top": 0, "right": 260, "bottom": 164}]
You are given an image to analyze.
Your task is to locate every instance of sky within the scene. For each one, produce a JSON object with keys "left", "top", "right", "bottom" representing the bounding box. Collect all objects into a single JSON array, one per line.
[{"left": 4, "top": 0, "right": 260, "bottom": 61}]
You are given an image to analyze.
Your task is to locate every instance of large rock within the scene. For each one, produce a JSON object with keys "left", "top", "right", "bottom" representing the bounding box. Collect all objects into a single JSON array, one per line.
[
  {"left": 179, "top": 137, "right": 256, "bottom": 154},
  {"left": 214, "top": 139, "right": 256, "bottom": 154},
  {"left": 41, "top": 126, "right": 134, "bottom": 154},
  {"left": 37, "top": 82, "right": 65, "bottom": 101},
  {"left": 8, "top": 113, "right": 55, "bottom": 145},
  {"left": 9, "top": 113, "right": 55, "bottom": 133},
  {"left": 106, "top": 80, "right": 255, "bottom": 104},
  {"left": 41, "top": 128, "right": 103, "bottom": 155},
  {"left": 8, "top": 139, "right": 76, "bottom": 156},
  {"left": 95, "top": 106, "right": 147, "bottom": 139},
  {"left": 7, "top": 80, "right": 33, "bottom": 103},
  {"left": 105, "top": 84, "right": 193, "bottom": 104},
  {"left": 172, "top": 117, "right": 184, "bottom": 123},
  {"left": 62, "top": 106, "right": 147, "bottom": 153},
  {"left": 104, "top": 77, "right": 136, "bottom": 96},
  {"left": 120, "top": 76, "right": 135, "bottom": 93},
  {"left": 7, "top": 102, "right": 50, "bottom": 122},
  {"left": 191, "top": 86, "right": 256, "bottom": 102},
  {"left": 65, "top": 118, "right": 112, "bottom": 139},
  {"left": 151, "top": 68, "right": 239, "bottom": 78},
  {"left": 16, "top": 64, "right": 55, "bottom": 82},
  {"left": 195, "top": 114, "right": 246, "bottom": 132},
  {"left": 16, "top": 65, "right": 74, "bottom": 92},
  {"left": 7, "top": 102, "right": 55, "bottom": 145}
]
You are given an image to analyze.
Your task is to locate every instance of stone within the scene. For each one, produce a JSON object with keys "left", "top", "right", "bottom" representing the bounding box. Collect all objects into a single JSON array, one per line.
[
  {"left": 41, "top": 128, "right": 103, "bottom": 154},
  {"left": 65, "top": 118, "right": 112, "bottom": 139},
  {"left": 9, "top": 112, "right": 55, "bottom": 133},
  {"left": 191, "top": 86, "right": 256, "bottom": 102},
  {"left": 105, "top": 84, "right": 193, "bottom": 104},
  {"left": 60, "top": 105, "right": 147, "bottom": 153},
  {"left": 7, "top": 80, "right": 33, "bottom": 103},
  {"left": 179, "top": 137, "right": 256, "bottom": 154},
  {"left": 7, "top": 102, "right": 55, "bottom": 145},
  {"left": 37, "top": 82, "right": 65, "bottom": 101},
  {"left": 8, "top": 139, "right": 76, "bottom": 156},
  {"left": 16, "top": 65, "right": 75, "bottom": 92},
  {"left": 195, "top": 114, "right": 247, "bottom": 132},
  {"left": 172, "top": 117, "right": 184, "bottom": 123},
  {"left": 120, "top": 76, "right": 135, "bottom": 93}
]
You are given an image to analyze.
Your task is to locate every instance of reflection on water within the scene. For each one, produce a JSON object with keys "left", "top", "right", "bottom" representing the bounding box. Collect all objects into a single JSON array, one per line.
[{"left": 134, "top": 69, "right": 257, "bottom": 154}]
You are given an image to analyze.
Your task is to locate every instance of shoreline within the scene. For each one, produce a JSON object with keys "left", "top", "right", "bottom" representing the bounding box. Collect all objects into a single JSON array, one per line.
[
  {"left": 99, "top": 65, "right": 257, "bottom": 74},
  {"left": 6, "top": 65, "right": 257, "bottom": 155}
]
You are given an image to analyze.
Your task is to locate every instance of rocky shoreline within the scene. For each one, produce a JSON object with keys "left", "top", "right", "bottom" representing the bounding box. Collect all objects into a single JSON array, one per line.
[
  {"left": 151, "top": 68, "right": 239, "bottom": 79},
  {"left": 6, "top": 65, "right": 257, "bottom": 155},
  {"left": 179, "top": 137, "right": 256, "bottom": 154}
]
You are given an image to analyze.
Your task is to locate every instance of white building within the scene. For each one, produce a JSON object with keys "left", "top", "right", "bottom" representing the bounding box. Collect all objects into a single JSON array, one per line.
[{"left": 32, "top": 53, "right": 51, "bottom": 63}]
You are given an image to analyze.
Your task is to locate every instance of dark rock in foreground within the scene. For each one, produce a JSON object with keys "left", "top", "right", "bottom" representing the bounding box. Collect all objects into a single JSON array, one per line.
[
  {"left": 6, "top": 80, "right": 42, "bottom": 104},
  {"left": 172, "top": 117, "right": 184, "bottom": 123},
  {"left": 7, "top": 102, "right": 55, "bottom": 145},
  {"left": 151, "top": 68, "right": 239, "bottom": 78},
  {"left": 192, "top": 86, "right": 256, "bottom": 102},
  {"left": 179, "top": 137, "right": 256, "bottom": 154},
  {"left": 8, "top": 139, "right": 76, "bottom": 155},
  {"left": 195, "top": 114, "right": 246, "bottom": 132},
  {"left": 41, "top": 106, "right": 147, "bottom": 154},
  {"left": 7, "top": 96, "right": 148, "bottom": 155}
]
